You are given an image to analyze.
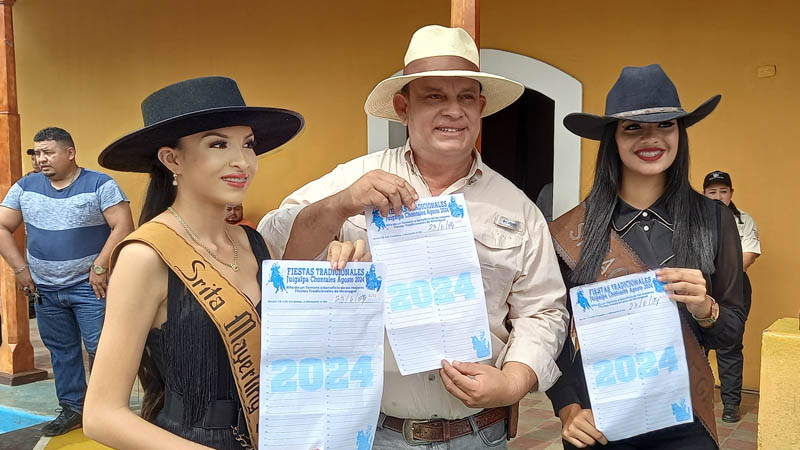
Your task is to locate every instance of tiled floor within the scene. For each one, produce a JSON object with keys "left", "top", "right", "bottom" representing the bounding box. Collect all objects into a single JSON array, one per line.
[
  {"left": 509, "top": 390, "right": 759, "bottom": 450},
  {"left": 2, "top": 318, "right": 760, "bottom": 449},
  {"left": 1, "top": 318, "right": 142, "bottom": 418},
  {"left": 0, "top": 319, "right": 141, "bottom": 449}
]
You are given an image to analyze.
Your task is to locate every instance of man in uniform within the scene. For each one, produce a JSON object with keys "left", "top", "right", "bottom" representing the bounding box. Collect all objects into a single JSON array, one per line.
[{"left": 703, "top": 170, "right": 761, "bottom": 422}]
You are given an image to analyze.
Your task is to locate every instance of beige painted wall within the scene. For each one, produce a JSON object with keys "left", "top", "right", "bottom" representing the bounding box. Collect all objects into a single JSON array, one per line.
[{"left": 13, "top": 0, "right": 798, "bottom": 391}]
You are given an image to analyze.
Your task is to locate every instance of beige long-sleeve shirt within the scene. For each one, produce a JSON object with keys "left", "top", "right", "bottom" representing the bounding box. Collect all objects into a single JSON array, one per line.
[{"left": 259, "top": 143, "right": 568, "bottom": 420}]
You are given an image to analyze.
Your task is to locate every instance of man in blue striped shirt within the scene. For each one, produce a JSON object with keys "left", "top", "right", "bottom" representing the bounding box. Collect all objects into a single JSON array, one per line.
[{"left": 0, "top": 127, "right": 134, "bottom": 436}]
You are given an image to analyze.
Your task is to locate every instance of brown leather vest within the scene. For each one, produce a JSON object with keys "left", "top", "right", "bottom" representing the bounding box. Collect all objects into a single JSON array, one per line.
[{"left": 550, "top": 204, "right": 718, "bottom": 446}]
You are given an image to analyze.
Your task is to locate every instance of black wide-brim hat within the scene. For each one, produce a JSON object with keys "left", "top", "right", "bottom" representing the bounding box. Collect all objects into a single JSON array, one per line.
[
  {"left": 563, "top": 64, "right": 721, "bottom": 140},
  {"left": 99, "top": 76, "right": 304, "bottom": 172}
]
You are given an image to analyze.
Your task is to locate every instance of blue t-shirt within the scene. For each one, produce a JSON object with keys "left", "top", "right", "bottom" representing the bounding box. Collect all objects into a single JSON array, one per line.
[{"left": 1, "top": 169, "right": 129, "bottom": 290}]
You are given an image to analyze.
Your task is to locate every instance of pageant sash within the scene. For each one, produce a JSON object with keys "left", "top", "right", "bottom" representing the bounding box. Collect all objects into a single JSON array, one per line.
[
  {"left": 550, "top": 204, "right": 718, "bottom": 446},
  {"left": 111, "top": 222, "right": 261, "bottom": 448}
]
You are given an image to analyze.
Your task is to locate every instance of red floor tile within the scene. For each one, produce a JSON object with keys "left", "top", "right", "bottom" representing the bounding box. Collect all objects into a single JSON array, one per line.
[
  {"left": 717, "top": 427, "right": 733, "bottom": 438},
  {"left": 716, "top": 419, "right": 739, "bottom": 429},
  {"left": 525, "top": 407, "right": 557, "bottom": 418},
  {"left": 508, "top": 436, "right": 552, "bottom": 450},
  {"left": 737, "top": 421, "right": 757, "bottom": 432},
  {"left": 537, "top": 420, "right": 563, "bottom": 431},
  {"left": 520, "top": 397, "right": 542, "bottom": 407},
  {"left": 722, "top": 438, "right": 757, "bottom": 450}
]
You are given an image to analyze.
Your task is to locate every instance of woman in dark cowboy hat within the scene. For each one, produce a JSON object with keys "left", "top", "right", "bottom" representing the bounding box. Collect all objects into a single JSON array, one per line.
[
  {"left": 83, "top": 77, "right": 311, "bottom": 449},
  {"left": 545, "top": 65, "right": 745, "bottom": 449}
]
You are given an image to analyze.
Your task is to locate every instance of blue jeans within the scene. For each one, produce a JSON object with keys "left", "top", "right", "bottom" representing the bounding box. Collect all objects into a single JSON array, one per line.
[
  {"left": 373, "top": 414, "right": 507, "bottom": 449},
  {"left": 36, "top": 280, "right": 105, "bottom": 413}
]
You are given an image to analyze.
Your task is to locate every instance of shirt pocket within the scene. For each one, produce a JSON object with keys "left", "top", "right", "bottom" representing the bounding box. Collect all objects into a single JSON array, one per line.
[
  {"left": 473, "top": 223, "right": 524, "bottom": 313},
  {"left": 74, "top": 197, "right": 99, "bottom": 211},
  {"left": 71, "top": 198, "right": 101, "bottom": 223}
]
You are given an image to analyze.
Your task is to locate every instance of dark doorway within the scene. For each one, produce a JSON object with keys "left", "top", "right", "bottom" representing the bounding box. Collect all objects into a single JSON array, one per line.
[{"left": 481, "top": 88, "right": 555, "bottom": 211}]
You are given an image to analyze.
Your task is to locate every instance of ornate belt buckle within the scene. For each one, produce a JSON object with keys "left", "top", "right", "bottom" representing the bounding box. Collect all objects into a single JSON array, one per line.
[
  {"left": 230, "top": 425, "right": 253, "bottom": 450},
  {"left": 402, "top": 419, "right": 428, "bottom": 445}
]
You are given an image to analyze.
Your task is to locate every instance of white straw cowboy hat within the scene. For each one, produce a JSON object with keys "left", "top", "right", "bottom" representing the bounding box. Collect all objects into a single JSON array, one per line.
[{"left": 364, "top": 25, "right": 524, "bottom": 122}]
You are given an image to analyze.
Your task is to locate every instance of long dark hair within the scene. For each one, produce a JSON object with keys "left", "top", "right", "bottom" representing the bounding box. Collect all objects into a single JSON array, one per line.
[
  {"left": 139, "top": 160, "right": 177, "bottom": 226},
  {"left": 138, "top": 146, "right": 178, "bottom": 422},
  {"left": 727, "top": 201, "right": 743, "bottom": 224},
  {"left": 571, "top": 120, "right": 716, "bottom": 284}
]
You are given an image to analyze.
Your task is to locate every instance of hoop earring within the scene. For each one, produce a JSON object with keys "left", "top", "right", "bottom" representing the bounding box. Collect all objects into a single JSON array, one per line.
[{"left": 172, "top": 173, "right": 178, "bottom": 186}]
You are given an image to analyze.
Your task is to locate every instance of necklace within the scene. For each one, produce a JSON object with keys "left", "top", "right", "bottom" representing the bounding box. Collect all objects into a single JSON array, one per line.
[
  {"left": 69, "top": 167, "right": 81, "bottom": 185},
  {"left": 168, "top": 206, "right": 239, "bottom": 271},
  {"left": 52, "top": 167, "right": 81, "bottom": 190}
]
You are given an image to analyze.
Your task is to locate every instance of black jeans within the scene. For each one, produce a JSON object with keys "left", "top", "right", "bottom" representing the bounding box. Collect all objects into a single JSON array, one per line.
[
  {"left": 716, "top": 272, "right": 752, "bottom": 406},
  {"left": 561, "top": 419, "right": 717, "bottom": 450}
]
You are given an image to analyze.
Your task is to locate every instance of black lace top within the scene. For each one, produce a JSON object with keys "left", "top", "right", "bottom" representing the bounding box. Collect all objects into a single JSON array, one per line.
[{"left": 145, "top": 225, "right": 268, "bottom": 449}]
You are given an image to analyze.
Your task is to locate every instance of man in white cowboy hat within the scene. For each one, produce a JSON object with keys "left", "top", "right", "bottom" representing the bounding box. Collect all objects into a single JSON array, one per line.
[{"left": 259, "top": 25, "right": 568, "bottom": 448}]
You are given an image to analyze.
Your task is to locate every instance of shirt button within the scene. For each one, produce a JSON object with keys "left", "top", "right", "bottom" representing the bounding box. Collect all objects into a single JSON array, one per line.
[
  {"left": 642, "top": 211, "right": 649, "bottom": 217},
  {"left": 428, "top": 374, "right": 436, "bottom": 381},
  {"left": 643, "top": 225, "right": 650, "bottom": 232}
]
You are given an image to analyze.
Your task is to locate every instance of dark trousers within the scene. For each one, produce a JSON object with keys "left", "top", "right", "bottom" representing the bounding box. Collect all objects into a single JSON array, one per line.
[
  {"left": 716, "top": 272, "right": 752, "bottom": 406},
  {"left": 561, "top": 420, "right": 717, "bottom": 450}
]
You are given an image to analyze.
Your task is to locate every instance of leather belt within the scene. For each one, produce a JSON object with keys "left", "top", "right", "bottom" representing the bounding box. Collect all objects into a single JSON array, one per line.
[{"left": 382, "top": 407, "right": 507, "bottom": 444}]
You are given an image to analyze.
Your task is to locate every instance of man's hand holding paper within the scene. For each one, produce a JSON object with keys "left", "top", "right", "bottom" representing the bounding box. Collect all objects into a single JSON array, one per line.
[
  {"left": 440, "top": 360, "right": 538, "bottom": 408},
  {"left": 335, "top": 169, "right": 419, "bottom": 218},
  {"left": 367, "top": 193, "right": 494, "bottom": 376}
]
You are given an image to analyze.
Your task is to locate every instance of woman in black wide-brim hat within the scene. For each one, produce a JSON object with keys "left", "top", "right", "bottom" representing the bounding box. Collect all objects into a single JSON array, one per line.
[
  {"left": 545, "top": 65, "right": 745, "bottom": 449},
  {"left": 83, "top": 77, "right": 337, "bottom": 449}
]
